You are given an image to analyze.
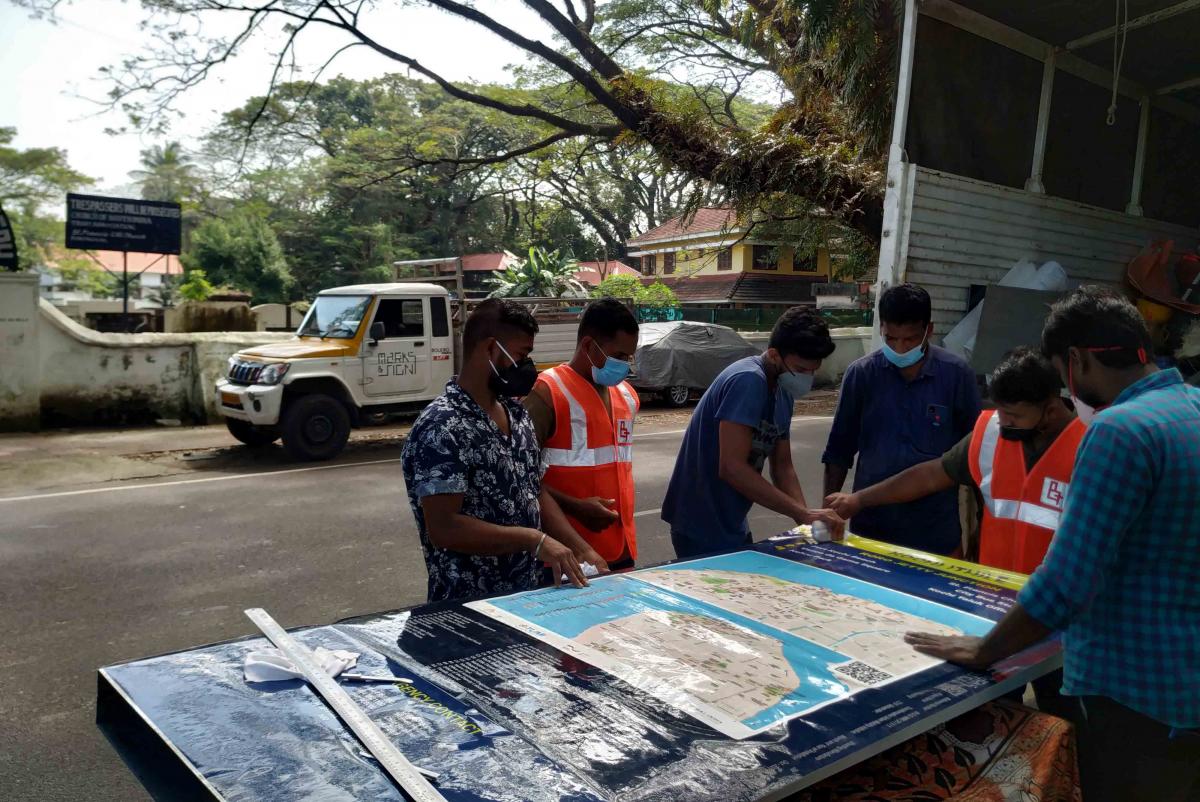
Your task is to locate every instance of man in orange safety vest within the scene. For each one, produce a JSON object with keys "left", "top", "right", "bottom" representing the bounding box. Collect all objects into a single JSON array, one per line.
[
  {"left": 826, "top": 346, "right": 1083, "bottom": 719},
  {"left": 524, "top": 299, "right": 641, "bottom": 572}
]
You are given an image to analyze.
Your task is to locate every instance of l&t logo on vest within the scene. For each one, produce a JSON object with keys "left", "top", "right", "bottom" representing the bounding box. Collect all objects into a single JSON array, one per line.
[
  {"left": 617, "top": 419, "right": 633, "bottom": 447},
  {"left": 1041, "top": 478, "right": 1068, "bottom": 510}
]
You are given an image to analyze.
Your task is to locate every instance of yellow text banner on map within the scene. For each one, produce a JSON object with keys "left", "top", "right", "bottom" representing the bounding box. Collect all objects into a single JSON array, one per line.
[{"left": 842, "top": 535, "right": 1028, "bottom": 591}]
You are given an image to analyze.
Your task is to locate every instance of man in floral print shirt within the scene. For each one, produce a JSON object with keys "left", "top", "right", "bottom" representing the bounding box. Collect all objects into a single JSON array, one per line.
[{"left": 402, "top": 299, "right": 602, "bottom": 603}]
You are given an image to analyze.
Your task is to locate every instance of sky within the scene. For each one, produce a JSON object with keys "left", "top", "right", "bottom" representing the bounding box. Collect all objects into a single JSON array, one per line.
[{"left": 0, "top": 0, "right": 553, "bottom": 195}]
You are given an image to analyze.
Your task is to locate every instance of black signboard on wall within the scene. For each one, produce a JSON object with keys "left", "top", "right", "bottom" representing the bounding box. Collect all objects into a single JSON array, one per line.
[{"left": 65, "top": 193, "right": 182, "bottom": 255}]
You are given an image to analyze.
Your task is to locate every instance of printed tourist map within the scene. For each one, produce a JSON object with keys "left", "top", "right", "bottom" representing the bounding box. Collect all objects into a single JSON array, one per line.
[{"left": 467, "top": 551, "right": 993, "bottom": 739}]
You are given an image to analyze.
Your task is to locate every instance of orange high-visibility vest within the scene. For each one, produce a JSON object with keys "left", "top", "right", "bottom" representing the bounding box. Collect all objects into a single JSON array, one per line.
[
  {"left": 967, "top": 410, "right": 1085, "bottom": 574},
  {"left": 537, "top": 364, "right": 639, "bottom": 562}
]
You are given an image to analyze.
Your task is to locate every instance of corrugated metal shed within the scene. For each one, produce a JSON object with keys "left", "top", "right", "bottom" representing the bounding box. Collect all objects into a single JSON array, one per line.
[{"left": 904, "top": 168, "right": 1200, "bottom": 331}]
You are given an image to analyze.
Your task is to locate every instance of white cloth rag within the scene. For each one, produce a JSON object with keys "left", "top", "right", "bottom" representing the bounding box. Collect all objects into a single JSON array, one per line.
[{"left": 244, "top": 646, "right": 359, "bottom": 683}]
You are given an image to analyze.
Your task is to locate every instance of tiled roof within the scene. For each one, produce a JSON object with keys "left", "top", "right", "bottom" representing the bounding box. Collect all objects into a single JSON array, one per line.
[
  {"left": 628, "top": 208, "right": 739, "bottom": 245},
  {"left": 87, "top": 250, "right": 182, "bottom": 275},
  {"left": 640, "top": 274, "right": 740, "bottom": 302},
  {"left": 573, "top": 260, "right": 639, "bottom": 286},
  {"left": 460, "top": 252, "right": 520, "bottom": 272},
  {"left": 730, "top": 274, "right": 820, "bottom": 304}
]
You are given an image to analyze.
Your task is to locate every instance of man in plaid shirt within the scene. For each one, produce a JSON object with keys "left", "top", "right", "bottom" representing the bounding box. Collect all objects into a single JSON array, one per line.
[{"left": 907, "top": 287, "right": 1200, "bottom": 802}]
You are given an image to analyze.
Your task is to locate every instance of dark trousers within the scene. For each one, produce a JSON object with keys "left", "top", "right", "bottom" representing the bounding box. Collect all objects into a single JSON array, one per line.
[
  {"left": 1075, "top": 695, "right": 1200, "bottom": 802},
  {"left": 670, "top": 530, "right": 753, "bottom": 560}
]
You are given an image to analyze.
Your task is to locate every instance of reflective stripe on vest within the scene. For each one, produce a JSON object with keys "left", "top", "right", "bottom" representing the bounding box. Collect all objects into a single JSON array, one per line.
[
  {"left": 541, "top": 369, "right": 634, "bottom": 468},
  {"left": 974, "top": 415, "right": 1062, "bottom": 531}
]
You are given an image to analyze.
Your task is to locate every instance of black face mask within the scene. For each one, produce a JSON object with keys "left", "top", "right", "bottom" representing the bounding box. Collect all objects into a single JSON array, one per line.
[
  {"left": 488, "top": 341, "right": 539, "bottom": 397},
  {"left": 999, "top": 425, "right": 1039, "bottom": 443},
  {"left": 998, "top": 405, "right": 1047, "bottom": 443}
]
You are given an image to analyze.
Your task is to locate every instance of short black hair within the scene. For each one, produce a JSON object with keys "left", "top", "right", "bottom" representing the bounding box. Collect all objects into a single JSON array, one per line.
[
  {"left": 989, "top": 347, "right": 1062, "bottom": 405},
  {"left": 769, "top": 306, "right": 835, "bottom": 360},
  {"left": 579, "top": 298, "right": 638, "bottom": 342},
  {"left": 463, "top": 299, "right": 539, "bottom": 355},
  {"left": 879, "top": 283, "right": 931, "bottom": 327},
  {"left": 1041, "top": 285, "right": 1152, "bottom": 369}
]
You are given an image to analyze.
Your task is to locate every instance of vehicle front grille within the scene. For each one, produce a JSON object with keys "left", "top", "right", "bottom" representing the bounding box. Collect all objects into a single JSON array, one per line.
[{"left": 228, "top": 362, "right": 263, "bottom": 385}]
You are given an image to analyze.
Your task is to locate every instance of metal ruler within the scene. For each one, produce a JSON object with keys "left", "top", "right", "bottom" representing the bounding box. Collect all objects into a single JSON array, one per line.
[{"left": 244, "top": 608, "right": 447, "bottom": 802}]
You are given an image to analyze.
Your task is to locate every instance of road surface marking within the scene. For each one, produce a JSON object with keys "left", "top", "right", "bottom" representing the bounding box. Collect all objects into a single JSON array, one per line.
[
  {"left": 634, "top": 508, "right": 662, "bottom": 518},
  {"left": 0, "top": 416, "right": 833, "bottom": 504},
  {"left": 0, "top": 458, "right": 405, "bottom": 504}
]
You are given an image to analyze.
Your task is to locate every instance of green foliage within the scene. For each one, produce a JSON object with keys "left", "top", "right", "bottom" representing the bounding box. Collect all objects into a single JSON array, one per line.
[
  {"left": 0, "top": 127, "right": 93, "bottom": 270},
  {"left": 592, "top": 274, "right": 643, "bottom": 300},
  {"left": 55, "top": 256, "right": 119, "bottom": 297},
  {"left": 639, "top": 281, "right": 679, "bottom": 308},
  {"left": 592, "top": 275, "right": 679, "bottom": 308},
  {"left": 0, "top": 127, "right": 94, "bottom": 210},
  {"left": 488, "top": 247, "right": 587, "bottom": 298},
  {"left": 178, "top": 270, "right": 215, "bottom": 301},
  {"left": 182, "top": 214, "right": 292, "bottom": 302}
]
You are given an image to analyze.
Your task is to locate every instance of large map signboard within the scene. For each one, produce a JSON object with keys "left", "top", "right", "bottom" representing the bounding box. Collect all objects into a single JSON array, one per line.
[
  {"left": 99, "top": 538, "right": 1059, "bottom": 802},
  {"left": 468, "top": 551, "right": 993, "bottom": 739}
]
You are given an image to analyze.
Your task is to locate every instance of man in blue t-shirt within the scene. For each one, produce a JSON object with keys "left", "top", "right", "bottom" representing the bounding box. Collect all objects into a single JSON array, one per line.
[{"left": 662, "top": 307, "right": 845, "bottom": 558}]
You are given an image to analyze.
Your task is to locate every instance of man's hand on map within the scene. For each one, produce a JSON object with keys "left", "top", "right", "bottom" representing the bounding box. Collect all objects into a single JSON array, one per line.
[
  {"left": 573, "top": 497, "right": 621, "bottom": 532},
  {"left": 541, "top": 537, "right": 590, "bottom": 588},
  {"left": 576, "top": 547, "right": 610, "bottom": 575},
  {"left": 799, "top": 508, "right": 846, "bottom": 540},
  {"left": 823, "top": 492, "right": 862, "bottom": 520},
  {"left": 904, "top": 633, "right": 990, "bottom": 669}
]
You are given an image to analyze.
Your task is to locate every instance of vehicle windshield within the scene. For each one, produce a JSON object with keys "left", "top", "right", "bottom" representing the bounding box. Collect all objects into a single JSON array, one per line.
[{"left": 297, "top": 295, "right": 371, "bottom": 339}]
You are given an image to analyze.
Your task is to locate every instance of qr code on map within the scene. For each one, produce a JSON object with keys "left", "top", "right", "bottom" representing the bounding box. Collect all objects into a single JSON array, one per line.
[{"left": 834, "top": 661, "right": 894, "bottom": 686}]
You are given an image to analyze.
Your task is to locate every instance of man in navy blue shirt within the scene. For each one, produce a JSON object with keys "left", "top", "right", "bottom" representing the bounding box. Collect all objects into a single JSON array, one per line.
[
  {"left": 662, "top": 307, "right": 844, "bottom": 558},
  {"left": 822, "top": 284, "right": 980, "bottom": 554}
]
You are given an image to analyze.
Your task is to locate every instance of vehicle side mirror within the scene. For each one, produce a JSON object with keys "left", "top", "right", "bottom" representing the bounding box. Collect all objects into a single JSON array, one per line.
[{"left": 369, "top": 321, "right": 386, "bottom": 346}]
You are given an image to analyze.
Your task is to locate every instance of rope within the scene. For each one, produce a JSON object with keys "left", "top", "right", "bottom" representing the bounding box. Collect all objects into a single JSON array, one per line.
[{"left": 1107, "top": 0, "right": 1129, "bottom": 126}]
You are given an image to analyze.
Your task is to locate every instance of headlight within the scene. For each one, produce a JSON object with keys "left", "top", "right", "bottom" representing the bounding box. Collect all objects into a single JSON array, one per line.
[{"left": 258, "top": 363, "right": 291, "bottom": 385}]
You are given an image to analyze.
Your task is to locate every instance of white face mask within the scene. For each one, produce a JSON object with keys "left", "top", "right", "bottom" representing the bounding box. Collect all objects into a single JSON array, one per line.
[
  {"left": 1068, "top": 360, "right": 1106, "bottom": 426},
  {"left": 1072, "top": 396, "right": 1099, "bottom": 425}
]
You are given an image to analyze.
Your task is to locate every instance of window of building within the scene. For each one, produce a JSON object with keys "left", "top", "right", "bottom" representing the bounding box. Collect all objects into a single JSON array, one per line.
[
  {"left": 752, "top": 245, "right": 778, "bottom": 271},
  {"left": 641, "top": 255, "right": 654, "bottom": 275},
  {"left": 717, "top": 248, "right": 733, "bottom": 271},
  {"left": 663, "top": 252, "right": 676, "bottom": 274}
]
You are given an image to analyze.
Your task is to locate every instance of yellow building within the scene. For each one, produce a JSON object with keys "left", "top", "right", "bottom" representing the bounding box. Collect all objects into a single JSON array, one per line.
[{"left": 625, "top": 208, "right": 833, "bottom": 306}]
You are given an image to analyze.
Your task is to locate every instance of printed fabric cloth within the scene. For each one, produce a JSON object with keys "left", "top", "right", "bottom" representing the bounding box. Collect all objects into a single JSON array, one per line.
[{"left": 797, "top": 699, "right": 1080, "bottom": 801}]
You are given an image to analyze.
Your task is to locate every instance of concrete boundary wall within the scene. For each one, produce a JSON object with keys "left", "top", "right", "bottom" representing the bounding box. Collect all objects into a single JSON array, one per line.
[{"left": 1, "top": 272, "right": 292, "bottom": 430}]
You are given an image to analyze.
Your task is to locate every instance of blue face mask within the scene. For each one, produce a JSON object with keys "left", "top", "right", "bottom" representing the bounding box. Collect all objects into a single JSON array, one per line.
[
  {"left": 588, "top": 340, "right": 631, "bottom": 386},
  {"left": 778, "top": 369, "right": 814, "bottom": 399},
  {"left": 882, "top": 333, "right": 928, "bottom": 368}
]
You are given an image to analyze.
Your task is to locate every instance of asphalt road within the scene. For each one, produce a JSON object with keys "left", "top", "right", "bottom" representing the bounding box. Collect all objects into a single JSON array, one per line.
[{"left": 0, "top": 414, "right": 835, "bottom": 801}]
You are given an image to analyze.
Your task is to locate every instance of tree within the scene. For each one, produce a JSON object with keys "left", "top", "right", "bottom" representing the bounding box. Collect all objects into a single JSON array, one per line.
[
  {"left": 182, "top": 213, "right": 293, "bottom": 302},
  {"left": 54, "top": 255, "right": 120, "bottom": 297},
  {"left": 0, "top": 127, "right": 94, "bottom": 269},
  {"left": 74, "top": 1, "right": 892, "bottom": 245},
  {"left": 592, "top": 274, "right": 678, "bottom": 307},
  {"left": 592, "top": 274, "right": 643, "bottom": 301},
  {"left": 489, "top": 246, "right": 588, "bottom": 298},
  {"left": 130, "top": 141, "right": 201, "bottom": 203},
  {"left": 178, "top": 269, "right": 215, "bottom": 301}
]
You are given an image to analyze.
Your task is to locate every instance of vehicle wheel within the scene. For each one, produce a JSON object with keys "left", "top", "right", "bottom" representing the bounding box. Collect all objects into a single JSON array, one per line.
[
  {"left": 665, "top": 385, "right": 691, "bottom": 408},
  {"left": 280, "top": 394, "right": 351, "bottom": 461},
  {"left": 225, "top": 418, "right": 279, "bottom": 447}
]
